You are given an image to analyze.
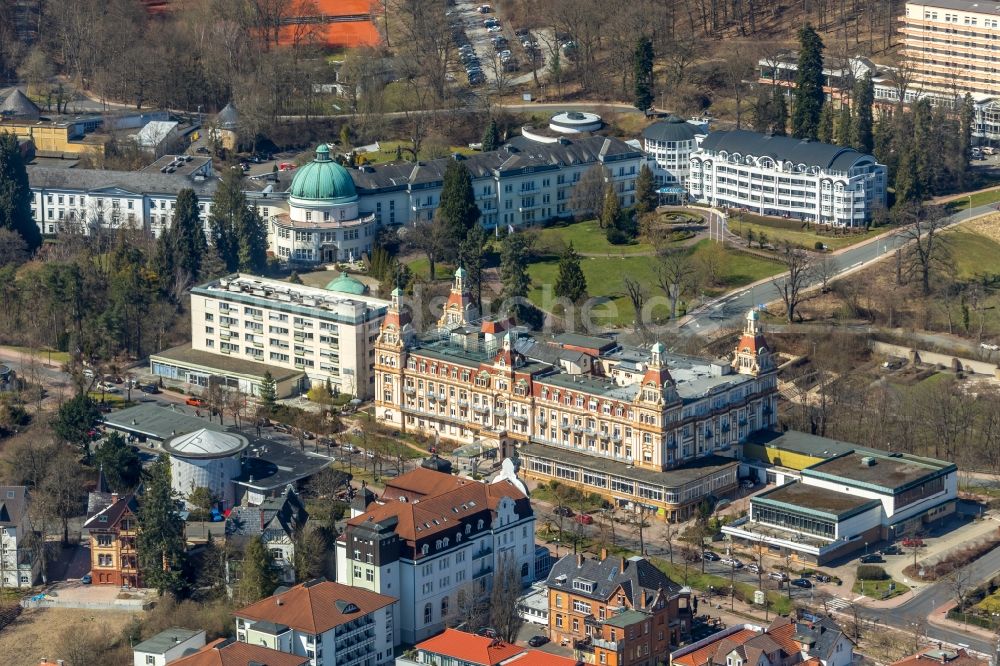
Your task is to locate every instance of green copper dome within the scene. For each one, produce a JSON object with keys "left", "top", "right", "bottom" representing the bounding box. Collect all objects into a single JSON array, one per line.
[
  {"left": 325, "top": 271, "right": 367, "bottom": 295},
  {"left": 289, "top": 144, "right": 358, "bottom": 203}
]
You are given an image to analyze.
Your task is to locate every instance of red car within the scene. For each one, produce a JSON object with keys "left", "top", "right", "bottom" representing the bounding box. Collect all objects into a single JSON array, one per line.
[
  {"left": 575, "top": 513, "right": 593, "bottom": 525},
  {"left": 186, "top": 397, "right": 207, "bottom": 407},
  {"left": 902, "top": 537, "right": 925, "bottom": 548}
]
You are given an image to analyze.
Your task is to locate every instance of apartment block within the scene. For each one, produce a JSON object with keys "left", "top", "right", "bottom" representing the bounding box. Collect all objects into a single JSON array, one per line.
[
  {"left": 901, "top": 0, "right": 1000, "bottom": 98},
  {"left": 0, "top": 486, "right": 39, "bottom": 588},
  {"left": 150, "top": 273, "right": 388, "bottom": 398}
]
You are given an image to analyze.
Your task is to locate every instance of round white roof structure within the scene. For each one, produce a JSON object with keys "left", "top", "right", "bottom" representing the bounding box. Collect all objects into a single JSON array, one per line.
[
  {"left": 163, "top": 428, "right": 248, "bottom": 459},
  {"left": 549, "top": 111, "right": 603, "bottom": 134}
]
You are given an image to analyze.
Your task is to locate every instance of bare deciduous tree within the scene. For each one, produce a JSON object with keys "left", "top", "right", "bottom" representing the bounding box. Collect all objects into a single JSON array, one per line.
[
  {"left": 489, "top": 558, "right": 525, "bottom": 642},
  {"left": 772, "top": 242, "right": 815, "bottom": 322},
  {"left": 656, "top": 248, "right": 697, "bottom": 319},
  {"left": 895, "top": 203, "right": 953, "bottom": 296}
]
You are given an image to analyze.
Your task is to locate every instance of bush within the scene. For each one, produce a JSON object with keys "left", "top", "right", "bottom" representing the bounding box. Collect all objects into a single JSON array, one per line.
[
  {"left": 856, "top": 564, "right": 889, "bottom": 580},
  {"left": 814, "top": 241, "right": 825, "bottom": 251}
]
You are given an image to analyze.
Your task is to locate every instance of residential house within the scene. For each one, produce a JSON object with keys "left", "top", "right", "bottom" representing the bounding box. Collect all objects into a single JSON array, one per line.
[
  {"left": 671, "top": 615, "right": 853, "bottom": 666},
  {"left": 398, "top": 628, "right": 581, "bottom": 666},
  {"left": 228, "top": 485, "right": 309, "bottom": 584},
  {"left": 545, "top": 552, "right": 692, "bottom": 665},
  {"left": 891, "top": 647, "right": 989, "bottom": 666},
  {"left": 234, "top": 578, "right": 398, "bottom": 666},
  {"left": 132, "top": 627, "right": 206, "bottom": 666},
  {"left": 168, "top": 638, "right": 308, "bottom": 666},
  {"left": 335, "top": 467, "right": 536, "bottom": 644},
  {"left": 0, "top": 486, "right": 39, "bottom": 588},
  {"left": 83, "top": 491, "right": 141, "bottom": 587}
]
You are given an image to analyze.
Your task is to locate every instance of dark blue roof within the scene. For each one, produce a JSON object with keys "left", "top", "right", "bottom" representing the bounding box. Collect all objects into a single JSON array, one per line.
[
  {"left": 642, "top": 116, "right": 702, "bottom": 142},
  {"left": 699, "top": 130, "right": 872, "bottom": 171}
]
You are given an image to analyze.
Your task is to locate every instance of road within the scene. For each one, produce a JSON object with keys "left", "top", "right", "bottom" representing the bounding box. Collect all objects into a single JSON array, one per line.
[{"left": 680, "top": 203, "right": 997, "bottom": 338}]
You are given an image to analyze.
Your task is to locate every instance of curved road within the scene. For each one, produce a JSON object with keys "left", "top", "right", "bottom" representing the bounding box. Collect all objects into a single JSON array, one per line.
[{"left": 680, "top": 203, "right": 995, "bottom": 338}]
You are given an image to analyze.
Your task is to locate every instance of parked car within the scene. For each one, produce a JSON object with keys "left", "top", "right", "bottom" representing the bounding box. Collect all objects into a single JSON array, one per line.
[
  {"left": 274, "top": 422, "right": 292, "bottom": 434},
  {"left": 768, "top": 571, "right": 789, "bottom": 582},
  {"left": 814, "top": 573, "right": 832, "bottom": 583},
  {"left": 881, "top": 545, "right": 903, "bottom": 555},
  {"left": 196, "top": 146, "right": 210, "bottom": 154},
  {"left": 575, "top": 513, "right": 593, "bottom": 525},
  {"left": 791, "top": 578, "right": 812, "bottom": 589},
  {"left": 487, "top": 25, "right": 502, "bottom": 33},
  {"left": 901, "top": 537, "right": 925, "bottom": 548},
  {"left": 185, "top": 397, "right": 206, "bottom": 407},
  {"left": 479, "top": 4, "right": 492, "bottom": 13},
  {"left": 81, "top": 574, "right": 92, "bottom": 585},
  {"left": 746, "top": 563, "right": 762, "bottom": 574},
  {"left": 860, "top": 554, "right": 884, "bottom": 564},
  {"left": 554, "top": 505, "right": 574, "bottom": 518},
  {"left": 96, "top": 382, "right": 121, "bottom": 393},
  {"left": 279, "top": 162, "right": 296, "bottom": 171},
  {"left": 141, "top": 384, "right": 160, "bottom": 394},
  {"left": 527, "top": 635, "right": 548, "bottom": 647},
  {"left": 720, "top": 557, "right": 743, "bottom": 569},
  {"left": 702, "top": 551, "right": 720, "bottom": 561}
]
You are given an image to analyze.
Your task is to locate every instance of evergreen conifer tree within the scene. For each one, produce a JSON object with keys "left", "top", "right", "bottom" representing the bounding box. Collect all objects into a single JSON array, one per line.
[
  {"left": 835, "top": 103, "right": 853, "bottom": 146},
  {"left": 772, "top": 88, "right": 788, "bottom": 136},
  {"left": 259, "top": 371, "right": 277, "bottom": 413},
  {"left": 482, "top": 119, "right": 501, "bottom": 152},
  {"left": 634, "top": 164, "right": 657, "bottom": 215},
  {"left": 458, "top": 224, "right": 488, "bottom": 310},
  {"left": 851, "top": 74, "right": 875, "bottom": 154},
  {"left": 600, "top": 184, "right": 621, "bottom": 230},
  {"left": 554, "top": 242, "right": 587, "bottom": 304},
  {"left": 0, "top": 132, "right": 42, "bottom": 250},
  {"left": 235, "top": 536, "right": 279, "bottom": 605},
  {"left": 437, "top": 160, "right": 480, "bottom": 261},
  {"left": 792, "top": 25, "right": 825, "bottom": 139},
  {"left": 817, "top": 105, "right": 835, "bottom": 144},
  {"left": 499, "top": 233, "right": 532, "bottom": 320},
  {"left": 633, "top": 36, "right": 655, "bottom": 111},
  {"left": 137, "top": 454, "right": 186, "bottom": 596}
]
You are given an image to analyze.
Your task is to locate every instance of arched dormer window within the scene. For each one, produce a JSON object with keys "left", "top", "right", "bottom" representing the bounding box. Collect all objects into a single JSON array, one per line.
[{"left": 421, "top": 544, "right": 429, "bottom": 555}]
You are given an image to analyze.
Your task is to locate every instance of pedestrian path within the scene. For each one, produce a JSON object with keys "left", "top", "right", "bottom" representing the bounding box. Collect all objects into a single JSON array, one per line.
[{"left": 824, "top": 596, "right": 858, "bottom": 611}]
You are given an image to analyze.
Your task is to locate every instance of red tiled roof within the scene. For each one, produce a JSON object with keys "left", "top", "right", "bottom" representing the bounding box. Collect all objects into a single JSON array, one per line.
[
  {"left": 170, "top": 639, "right": 308, "bottom": 666},
  {"left": 672, "top": 629, "right": 758, "bottom": 666},
  {"left": 416, "top": 629, "right": 524, "bottom": 666},
  {"left": 235, "top": 580, "right": 395, "bottom": 635}
]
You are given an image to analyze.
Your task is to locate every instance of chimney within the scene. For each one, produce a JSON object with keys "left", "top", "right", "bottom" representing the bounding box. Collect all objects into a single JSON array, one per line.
[
  {"left": 641, "top": 589, "right": 647, "bottom": 608},
  {"left": 600, "top": 547, "right": 608, "bottom": 561},
  {"left": 111, "top": 492, "right": 119, "bottom": 504},
  {"left": 276, "top": 598, "right": 283, "bottom": 606},
  {"left": 620, "top": 557, "right": 627, "bottom": 574},
  {"left": 576, "top": 553, "right": 584, "bottom": 567}
]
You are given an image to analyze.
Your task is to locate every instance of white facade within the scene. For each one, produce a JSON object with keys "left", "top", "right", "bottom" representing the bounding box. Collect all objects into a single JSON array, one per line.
[
  {"left": 689, "top": 130, "right": 887, "bottom": 227},
  {"left": 641, "top": 116, "right": 707, "bottom": 191},
  {"left": 132, "top": 628, "right": 206, "bottom": 666},
  {"left": 0, "top": 487, "right": 38, "bottom": 588},
  {"left": 172, "top": 274, "right": 388, "bottom": 398}
]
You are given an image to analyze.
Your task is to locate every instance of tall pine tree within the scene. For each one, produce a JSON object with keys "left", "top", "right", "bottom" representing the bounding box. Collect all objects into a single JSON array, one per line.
[
  {"left": 482, "top": 119, "right": 501, "bottom": 152},
  {"left": 792, "top": 25, "right": 825, "bottom": 140},
  {"left": 835, "top": 104, "right": 853, "bottom": 147},
  {"left": 457, "top": 224, "right": 488, "bottom": 310},
  {"left": 600, "top": 184, "right": 621, "bottom": 230},
  {"left": 438, "top": 160, "right": 480, "bottom": 262},
  {"left": 772, "top": 87, "right": 788, "bottom": 136},
  {"left": 137, "top": 454, "right": 186, "bottom": 596},
  {"left": 634, "top": 163, "right": 657, "bottom": 214},
  {"left": 633, "top": 36, "right": 654, "bottom": 111},
  {"left": 0, "top": 132, "right": 42, "bottom": 250},
  {"left": 851, "top": 74, "right": 875, "bottom": 154},
  {"left": 499, "top": 233, "right": 532, "bottom": 320},
  {"left": 554, "top": 242, "right": 587, "bottom": 304},
  {"left": 817, "top": 105, "right": 835, "bottom": 144},
  {"left": 235, "top": 536, "right": 279, "bottom": 605},
  {"left": 209, "top": 168, "right": 246, "bottom": 272}
]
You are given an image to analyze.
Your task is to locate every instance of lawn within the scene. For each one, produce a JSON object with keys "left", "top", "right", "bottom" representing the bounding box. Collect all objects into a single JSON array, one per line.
[
  {"left": 947, "top": 229, "right": 1000, "bottom": 279},
  {"left": 852, "top": 577, "right": 909, "bottom": 599},
  {"left": 1, "top": 346, "right": 71, "bottom": 365},
  {"left": 729, "top": 213, "right": 884, "bottom": 251},
  {"left": 359, "top": 140, "right": 480, "bottom": 165},
  {"left": 403, "top": 257, "right": 455, "bottom": 281},
  {"left": 944, "top": 188, "right": 1000, "bottom": 212},
  {"left": 526, "top": 239, "right": 782, "bottom": 327},
  {"left": 534, "top": 219, "right": 654, "bottom": 255}
]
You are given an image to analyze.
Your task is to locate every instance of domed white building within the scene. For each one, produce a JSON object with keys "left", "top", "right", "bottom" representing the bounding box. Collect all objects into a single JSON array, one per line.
[
  {"left": 163, "top": 428, "right": 249, "bottom": 509},
  {"left": 268, "top": 144, "right": 377, "bottom": 264}
]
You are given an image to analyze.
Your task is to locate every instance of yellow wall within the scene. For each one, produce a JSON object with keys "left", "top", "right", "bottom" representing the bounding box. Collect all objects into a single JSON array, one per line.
[
  {"left": 742, "top": 442, "right": 823, "bottom": 471},
  {"left": 1, "top": 122, "right": 106, "bottom": 156}
]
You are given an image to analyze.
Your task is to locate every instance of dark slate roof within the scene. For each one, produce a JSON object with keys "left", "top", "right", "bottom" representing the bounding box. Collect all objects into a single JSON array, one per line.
[
  {"left": 420, "top": 454, "right": 453, "bottom": 474},
  {"left": 642, "top": 116, "right": 702, "bottom": 142},
  {"left": 514, "top": 338, "right": 588, "bottom": 368},
  {"left": 84, "top": 493, "right": 138, "bottom": 528},
  {"left": 28, "top": 165, "right": 219, "bottom": 197},
  {"left": 216, "top": 102, "right": 239, "bottom": 130},
  {"left": 778, "top": 614, "right": 849, "bottom": 661},
  {"left": 349, "top": 134, "right": 643, "bottom": 193},
  {"left": 698, "top": 130, "right": 873, "bottom": 171},
  {"left": 228, "top": 486, "right": 308, "bottom": 538},
  {"left": 1, "top": 90, "right": 41, "bottom": 119},
  {"left": 0, "top": 486, "right": 28, "bottom": 527},
  {"left": 546, "top": 554, "right": 681, "bottom": 606}
]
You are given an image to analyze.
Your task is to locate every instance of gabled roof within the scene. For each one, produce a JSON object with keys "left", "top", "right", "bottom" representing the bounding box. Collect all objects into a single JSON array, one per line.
[
  {"left": 229, "top": 486, "right": 308, "bottom": 538},
  {"left": 699, "top": 130, "right": 873, "bottom": 171},
  {"left": 416, "top": 628, "right": 523, "bottom": 666},
  {"left": 170, "top": 638, "right": 308, "bottom": 666},
  {"left": 133, "top": 627, "right": 205, "bottom": 655},
  {"left": 83, "top": 493, "right": 138, "bottom": 529},
  {"left": 137, "top": 120, "right": 179, "bottom": 147},
  {"left": 545, "top": 554, "right": 681, "bottom": 606},
  {"left": 673, "top": 629, "right": 758, "bottom": 666},
  {"left": 0, "top": 486, "right": 28, "bottom": 527},
  {"left": 891, "top": 648, "right": 989, "bottom": 666},
  {"left": 28, "top": 165, "right": 218, "bottom": 197},
  {"left": 235, "top": 579, "right": 396, "bottom": 635}
]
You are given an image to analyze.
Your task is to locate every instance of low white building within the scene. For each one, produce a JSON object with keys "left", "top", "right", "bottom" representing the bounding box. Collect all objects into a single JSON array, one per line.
[
  {"left": 235, "top": 579, "right": 398, "bottom": 666},
  {"left": 132, "top": 627, "right": 206, "bottom": 666},
  {"left": 164, "top": 428, "right": 248, "bottom": 510},
  {"left": 150, "top": 273, "right": 389, "bottom": 398},
  {"left": 689, "top": 129, "right": 887, "bottom": 227},
  {"left": 0, "top": 486, "right": 39, "bottom": 588}
]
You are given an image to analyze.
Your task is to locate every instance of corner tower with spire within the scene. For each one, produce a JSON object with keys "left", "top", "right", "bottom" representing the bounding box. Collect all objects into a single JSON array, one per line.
[
  {"left": 733, "top": 309, "right": 773, "bottom": 376},
  {"left": 439, "top": 267, "right": 479, "bottom": 329}
]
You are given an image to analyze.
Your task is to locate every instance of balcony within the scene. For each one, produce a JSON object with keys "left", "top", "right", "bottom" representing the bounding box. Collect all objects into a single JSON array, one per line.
[
  {"left": 472, "top": 545, "right": 493, "bottom": 559},
  {"left": 473, "top": 565, "right": 493, "bottom": 579},
  {"left": 404, "top": 386, "right": 416, "bottom": 395},
  {"left": 495, "top": 409, "right": 507, "bottom": 417},
  {"left": 512, "top": 413, "right": 528, "bottom": 422}
]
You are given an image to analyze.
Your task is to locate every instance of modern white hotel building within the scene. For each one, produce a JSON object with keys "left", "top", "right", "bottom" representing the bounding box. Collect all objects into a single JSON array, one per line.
[{"left": 688, "top": 130, "right": 887, "bottom": 227}]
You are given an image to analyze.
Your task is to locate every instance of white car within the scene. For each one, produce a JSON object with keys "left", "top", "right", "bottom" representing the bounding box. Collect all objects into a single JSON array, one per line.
[
  {"left": 96, "top": 382, "right": 120, "bottom": 393},
  {"left": 488, "top": 25, "right": 502, "bottom": 33}
]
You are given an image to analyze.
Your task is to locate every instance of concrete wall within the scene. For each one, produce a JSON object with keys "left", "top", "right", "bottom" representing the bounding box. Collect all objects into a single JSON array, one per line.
[{"left": 873, "top": 340, "right": 999, "bottom": 376}]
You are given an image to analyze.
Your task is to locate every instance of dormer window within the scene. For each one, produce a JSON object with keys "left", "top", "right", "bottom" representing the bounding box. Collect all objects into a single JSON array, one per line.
[{"left": 422, "top": 544, "right": 429, "bottom": 555}]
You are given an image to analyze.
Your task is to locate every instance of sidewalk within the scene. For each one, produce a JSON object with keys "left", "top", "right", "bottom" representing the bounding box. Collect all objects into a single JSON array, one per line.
[{"left": 927, "top": 600, "right": 996, "bottom": 641}]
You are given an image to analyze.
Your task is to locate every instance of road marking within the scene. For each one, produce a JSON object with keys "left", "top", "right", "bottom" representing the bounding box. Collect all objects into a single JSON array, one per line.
[{"left": 825, "top": 597, "right": 853, "bottom": 611}]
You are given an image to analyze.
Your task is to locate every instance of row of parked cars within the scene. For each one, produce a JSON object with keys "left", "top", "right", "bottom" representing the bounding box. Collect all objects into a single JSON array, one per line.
[{"left": 704, "top": 551, "right": 831, "bottom": 588}]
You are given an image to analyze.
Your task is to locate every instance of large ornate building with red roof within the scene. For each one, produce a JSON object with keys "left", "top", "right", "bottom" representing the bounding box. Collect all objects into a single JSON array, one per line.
[
  {"left": 334, "top": 466, "right": 536, "bottom": 644},
  {"left": 374, "top": 270, "right": 779, "bottom": 521}
]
